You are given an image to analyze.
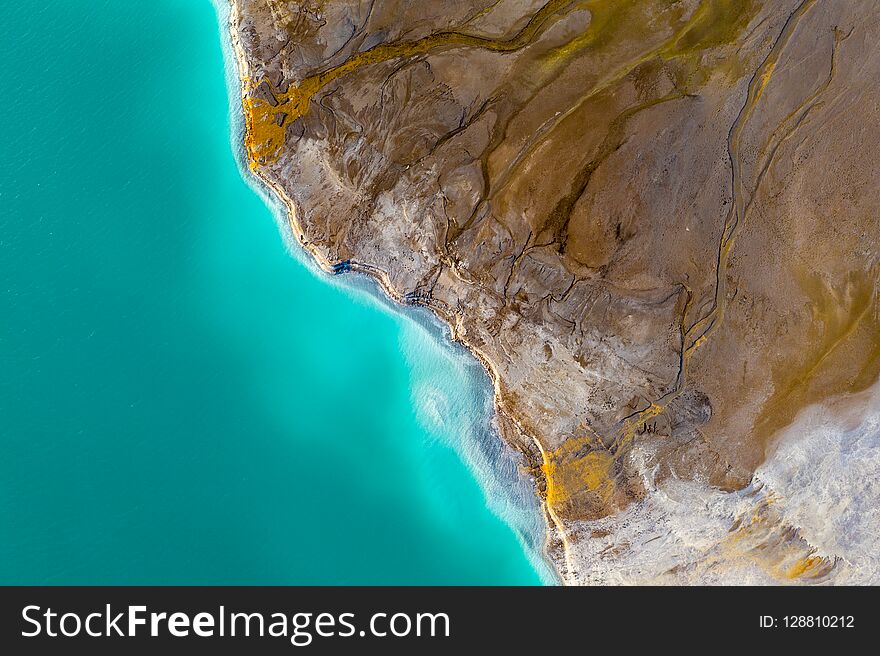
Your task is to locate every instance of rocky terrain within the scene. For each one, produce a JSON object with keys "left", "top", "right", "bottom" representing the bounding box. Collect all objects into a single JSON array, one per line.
[{"left": 227, "top": 0, "right": 880, "bottom": 583}]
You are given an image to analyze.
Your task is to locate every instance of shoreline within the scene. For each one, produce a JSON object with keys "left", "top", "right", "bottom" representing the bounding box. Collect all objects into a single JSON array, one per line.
[
  {"left": 215, "top": 0, "right": 565, "bottom": 585},
  {"left": 210, "top": 0, "right": 880, "bottom": 586}
]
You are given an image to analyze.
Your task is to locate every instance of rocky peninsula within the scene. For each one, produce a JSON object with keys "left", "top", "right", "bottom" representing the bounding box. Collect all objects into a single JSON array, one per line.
[{"left": 226, "top": 0, "right": 880, "bottom": 584}]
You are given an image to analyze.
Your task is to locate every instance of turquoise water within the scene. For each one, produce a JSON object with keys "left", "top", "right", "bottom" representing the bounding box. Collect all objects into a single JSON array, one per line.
[{"left": 0, "top": 0, "right": 548, "bottom": 584}]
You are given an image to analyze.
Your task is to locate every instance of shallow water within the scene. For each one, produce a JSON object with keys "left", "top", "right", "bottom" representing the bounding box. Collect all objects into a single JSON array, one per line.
[{"left": 0, "top": 0, "right": 548, "bottom": 584}]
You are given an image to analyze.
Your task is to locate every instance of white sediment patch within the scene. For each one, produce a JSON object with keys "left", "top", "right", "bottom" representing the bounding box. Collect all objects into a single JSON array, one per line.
[
  {"left": 569, "top": 382, "right": 880, "bottom": 585},
  {"left": 568, "top": 466, "right": 771, "bottom": 585},
  {"left": 754, "top": 382, "right": 880, "bottom": 584}
]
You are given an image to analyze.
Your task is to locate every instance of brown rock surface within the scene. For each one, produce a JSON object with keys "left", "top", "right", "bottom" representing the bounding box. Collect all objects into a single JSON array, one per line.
[{"left": 225, "top": 0, "right": 880, "bottom": 583}]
